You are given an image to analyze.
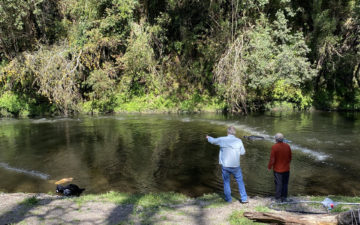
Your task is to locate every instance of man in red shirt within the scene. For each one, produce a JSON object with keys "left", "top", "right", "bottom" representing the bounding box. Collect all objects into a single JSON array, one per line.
[{"left": 268, "top": 133, "right": 292, "bottom": 202}]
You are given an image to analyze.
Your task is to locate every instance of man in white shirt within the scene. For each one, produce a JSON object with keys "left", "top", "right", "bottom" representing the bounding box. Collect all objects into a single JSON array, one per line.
[{"left": 206, "top": 126, "right": 248, "bottom": 203}]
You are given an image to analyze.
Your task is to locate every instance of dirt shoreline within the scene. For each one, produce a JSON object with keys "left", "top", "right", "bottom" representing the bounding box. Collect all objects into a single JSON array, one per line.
[{"left": 0, "top": 193, "right": 343, "bottom": 225}]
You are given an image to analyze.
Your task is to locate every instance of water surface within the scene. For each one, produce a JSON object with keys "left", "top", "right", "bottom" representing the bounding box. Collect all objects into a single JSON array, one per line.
[{"left": 0, "top": 112, "right": 359, "bottom": 197}]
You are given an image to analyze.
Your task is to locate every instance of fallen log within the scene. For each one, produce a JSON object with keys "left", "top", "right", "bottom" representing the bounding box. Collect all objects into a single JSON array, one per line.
[
  {"left": 243, "top": 211, "right": 337, "bottom": 225},
  {"left": 337, "top": 209, "right": 360, "bottom": 225}
]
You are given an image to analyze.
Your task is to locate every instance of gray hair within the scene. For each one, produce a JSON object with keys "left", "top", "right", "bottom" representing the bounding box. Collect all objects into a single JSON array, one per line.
[
  {"left": 275, "top": 133, "right": 284, "bottom": 142},
  {"left": 227, "top": 126, "right": 236, "bottom": 135}
]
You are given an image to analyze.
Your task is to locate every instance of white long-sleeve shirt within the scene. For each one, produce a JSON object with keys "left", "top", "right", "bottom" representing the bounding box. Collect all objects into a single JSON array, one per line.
[{"left": 207, "top": 134, "right": 245, "bottom": 167}]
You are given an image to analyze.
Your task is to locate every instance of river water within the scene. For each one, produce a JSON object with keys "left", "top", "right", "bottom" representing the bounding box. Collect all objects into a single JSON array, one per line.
[{"left": 0, "top": 111, "right": 359, "bottom": 197}]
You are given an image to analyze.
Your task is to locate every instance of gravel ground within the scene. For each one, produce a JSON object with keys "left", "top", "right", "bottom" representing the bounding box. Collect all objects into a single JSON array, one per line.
[
  {"left": 0, "top": 193, "right": 274, "bottom": 225},
  {"left": 1, "top": 193, "right": 343, "bottom": 225}
]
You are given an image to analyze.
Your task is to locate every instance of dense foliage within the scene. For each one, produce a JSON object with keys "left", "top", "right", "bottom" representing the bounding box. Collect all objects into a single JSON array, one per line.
[{"left": 0, "top": 0, "right": 359, "bottom": 116}]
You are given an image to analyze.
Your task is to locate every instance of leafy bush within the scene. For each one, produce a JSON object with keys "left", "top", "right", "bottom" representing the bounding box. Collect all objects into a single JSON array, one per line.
[
  {"left": 1, "top": 44, "right": 82, "bottom": 115},
  {"left": 272, "top": 80, "right": 313, "bottom": 110},
  {"left": 113, "top": 92, "right": 222, "bottom": 113},
  {"left": 119, "top": 22, "right": 163, "bottom": 96},
  {"left": 0, "top": 91, "right": 22, "bottom": 114},
  {"left": 0, "top": 91, "right": 29, "bottom": 117},
  {"left": 214, "top": 12, "right": 317, "bottom": 113}
]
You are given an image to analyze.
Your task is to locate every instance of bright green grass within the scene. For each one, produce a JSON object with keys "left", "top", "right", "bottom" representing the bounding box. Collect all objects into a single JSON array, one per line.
[
  {"left": 286, "top": 196, "right": 360, "bottom": 213},
  {"left": 255, "top": 206, "right": 270, "bottom": 212},
  {"left": 229, "top": 210, "right": 266, "bottom": 225},
  {"left": 74, "top": 191, "right": 190, "bottom": 208},
  {"left": 197, "top": 193, "right": 229, "bottom": 208},
  {"left": 20, "top": 196, "right": 39, "bottom": 206},
  {"left": 308, "top": 195, "right": 360, "bottom": 202},
  {"left": 331, "top": 205, "right": 355, "bottom": 213},
  {"left": 131, "top": 192, "right": 189, "bottom": 207},
  {"left": 197, "top": 193, "right": 224, "bottom": 201}
]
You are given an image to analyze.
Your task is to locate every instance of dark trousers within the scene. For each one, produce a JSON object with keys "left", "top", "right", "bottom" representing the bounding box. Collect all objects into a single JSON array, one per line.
[{"left": 274, "top": 171, "right": 290, "bottom": 200}]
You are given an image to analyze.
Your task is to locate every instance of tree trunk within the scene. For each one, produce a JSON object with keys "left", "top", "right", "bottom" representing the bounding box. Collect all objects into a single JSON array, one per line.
[{"left": 243, "top": 211, "right": 337, "bottom": 225}]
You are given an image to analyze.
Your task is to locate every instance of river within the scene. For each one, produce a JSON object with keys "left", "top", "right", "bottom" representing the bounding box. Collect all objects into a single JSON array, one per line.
[{"left": 0, "top": 111, "right": 359, "bottom": 197}]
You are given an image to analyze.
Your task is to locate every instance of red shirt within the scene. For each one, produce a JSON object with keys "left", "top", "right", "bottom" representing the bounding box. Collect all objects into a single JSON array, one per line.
[{"left": 268, "top": 142, "right": 292, "bottom": 172}]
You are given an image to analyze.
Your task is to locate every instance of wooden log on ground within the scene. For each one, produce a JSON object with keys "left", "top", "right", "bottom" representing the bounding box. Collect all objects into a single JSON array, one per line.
[
  {"left": 243, "top": 211, "right": 337, "bottom": 225},
  {"left": 337, "top": 209, "right": 360, "bottom": 225}
]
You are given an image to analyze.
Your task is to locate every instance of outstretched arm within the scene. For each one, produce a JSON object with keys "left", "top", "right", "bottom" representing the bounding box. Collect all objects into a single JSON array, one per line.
[{"left": 206, "top": 135, "right": 220, "bottom": 145}]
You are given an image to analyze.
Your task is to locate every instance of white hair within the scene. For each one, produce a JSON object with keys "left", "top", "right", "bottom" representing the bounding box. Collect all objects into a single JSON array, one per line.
[
  {"left": 227, "top": 126, "right": 236, "bottom": 135},
  {"left": 275, "top": 133, "right": 284, "bottom": 142}
]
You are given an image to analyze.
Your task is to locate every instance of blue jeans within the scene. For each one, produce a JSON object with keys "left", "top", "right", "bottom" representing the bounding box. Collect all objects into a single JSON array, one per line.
[{"left": 221, "top": 166, "right": 248, "bottom": 202}]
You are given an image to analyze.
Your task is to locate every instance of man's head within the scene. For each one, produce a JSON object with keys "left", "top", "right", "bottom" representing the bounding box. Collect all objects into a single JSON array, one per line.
[
  {"left": 275, "top": 133, "right": 284, "bottom": 142},
  {"left": 227, "top": 126, "right": 236, "bottom": 135}
]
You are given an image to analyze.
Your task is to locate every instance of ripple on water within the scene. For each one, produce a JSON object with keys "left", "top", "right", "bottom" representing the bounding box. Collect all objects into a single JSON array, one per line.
[
  {"left": 196, "top": 118, "right": 330, "bottom": 161},
  {"left": 0, "top": 162, "right": 50, "bottom": 180},
  {"left": 31, "top": 118, "right": 80, "bottom": 124}
]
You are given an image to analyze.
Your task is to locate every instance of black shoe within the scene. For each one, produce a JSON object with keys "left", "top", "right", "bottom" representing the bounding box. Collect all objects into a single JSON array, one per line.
[
  {"left": 282, "top": 198, "right": 293, "bottom": 203},
  {"left": 241, "top": 200, "right": 249, "bottom": 204}
]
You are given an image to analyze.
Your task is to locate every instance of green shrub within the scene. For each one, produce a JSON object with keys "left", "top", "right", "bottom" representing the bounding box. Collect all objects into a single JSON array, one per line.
[
  {"left": 0, "top": 91, "right": 23, "bottom": 114},
  {"left": 0, "top": 91, "right": 53, "bottom": 117},
  {"left": 0, "top": 91, "right": 34, "bottom": 117},
  {"left": 113, "top": 92, "right": 223, "bottom": 113}
]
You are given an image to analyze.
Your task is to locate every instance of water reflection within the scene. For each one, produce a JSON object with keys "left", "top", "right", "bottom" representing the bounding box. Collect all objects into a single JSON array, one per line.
[{"left": 0, "top": 112, "right": 359, "bottom": 197}]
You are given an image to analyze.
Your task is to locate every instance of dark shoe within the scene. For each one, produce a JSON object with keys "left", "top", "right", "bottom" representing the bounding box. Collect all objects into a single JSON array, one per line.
[
  {"left": 282, "top": 198, "right": 293, "bottom": 203},
  {"left": 241, "top": 200, "right": 249, "bottom": 204}
]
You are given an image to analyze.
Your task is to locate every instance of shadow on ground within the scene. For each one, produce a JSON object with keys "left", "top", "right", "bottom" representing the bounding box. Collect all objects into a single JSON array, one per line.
[
  {"left": 106, "top": 193, "right": 228, "bottom": 225},
  {"left": 0, "top": 192, "right": 235, "bottom": 225},
  {"left": 0, "top": 195, "right": 56, "bottom": 224}
]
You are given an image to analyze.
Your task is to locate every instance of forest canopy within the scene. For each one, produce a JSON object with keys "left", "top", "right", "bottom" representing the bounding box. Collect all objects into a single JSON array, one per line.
[{"left": 0, "top": 0, "right": 359, "bottom": 116}]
